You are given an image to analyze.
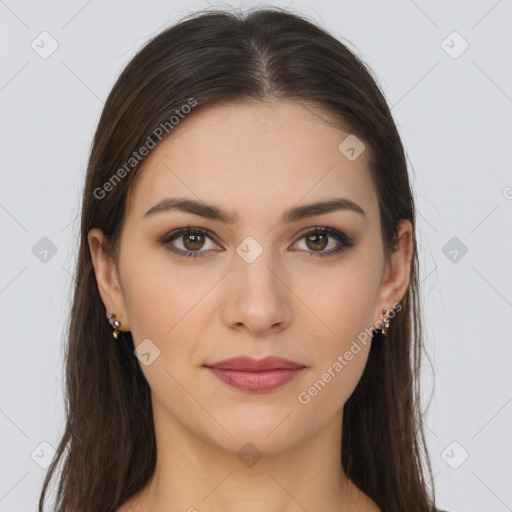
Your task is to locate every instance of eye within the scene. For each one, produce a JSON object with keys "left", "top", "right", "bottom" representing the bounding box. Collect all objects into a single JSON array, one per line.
[
  {"left": 292, "top": 227, "right": 354, "bottom": 258},
  {"left": 159, "top": 226, "right": 355, "bottom": 259},
  {"left": 159, "top": 227, "right": 220, "bottom": 258}
]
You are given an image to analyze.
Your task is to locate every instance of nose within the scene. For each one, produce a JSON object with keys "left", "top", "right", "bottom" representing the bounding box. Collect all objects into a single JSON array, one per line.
[{"left": 219, "top": 249, "right": 293, "bottom": 337}]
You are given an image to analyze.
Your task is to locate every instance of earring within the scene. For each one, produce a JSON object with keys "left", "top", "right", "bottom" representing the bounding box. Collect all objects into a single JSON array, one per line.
[
  {"left": 379, "top": 308, "right": 393, "bottom": 336},
  {"left": 107, "top": 312, "right": 121, "bottom": 339}
]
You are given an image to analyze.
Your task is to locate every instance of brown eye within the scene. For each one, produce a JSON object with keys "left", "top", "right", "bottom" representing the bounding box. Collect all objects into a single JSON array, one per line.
[
  {"left": 293, "top": 227, "right": 355, "bottom": 258},
  {"left": 160, "top": 227, "right": 220, "bottom": 258},
  {"left": 304, "top": 233, "right": 328, "bottom": 252},
  {"left": 182, "top": 232, "right": 206, "bottom": 251}
]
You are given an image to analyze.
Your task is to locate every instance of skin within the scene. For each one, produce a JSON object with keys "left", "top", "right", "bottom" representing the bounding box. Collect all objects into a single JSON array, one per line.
[{"left": 89, "top": 99, "right": 413, "bottom": 512}]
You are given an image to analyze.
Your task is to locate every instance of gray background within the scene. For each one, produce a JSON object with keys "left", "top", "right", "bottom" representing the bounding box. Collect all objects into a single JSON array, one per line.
[{"left": 1, "top": 0, "right": 511, "bottom": 511}]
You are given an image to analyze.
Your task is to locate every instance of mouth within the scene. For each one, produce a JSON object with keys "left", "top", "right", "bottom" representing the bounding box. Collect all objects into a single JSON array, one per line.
[{"left": 204, "top": 356, "right": 306, "bottom": 392}]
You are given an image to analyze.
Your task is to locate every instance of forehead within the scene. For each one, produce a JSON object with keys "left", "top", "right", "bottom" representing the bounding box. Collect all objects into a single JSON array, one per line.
[{"left": 126, "top": 100, "right": 378, "bottom": 224}]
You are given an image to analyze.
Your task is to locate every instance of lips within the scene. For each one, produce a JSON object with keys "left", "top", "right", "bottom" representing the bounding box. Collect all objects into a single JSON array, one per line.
[
  {"left": 204, "top": 356, "right": 306, "bottom": 392},
  {"left": 205, "top": 356, "right": 305, "bottom": 372}
]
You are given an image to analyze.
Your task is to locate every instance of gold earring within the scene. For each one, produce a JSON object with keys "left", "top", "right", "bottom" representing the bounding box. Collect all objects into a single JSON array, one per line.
[
  {"left": 107, "top": 312, "right": 121, "bottom": 339},
  {"left": 380, "top": 308, "right": 392, "bottom": 336}
]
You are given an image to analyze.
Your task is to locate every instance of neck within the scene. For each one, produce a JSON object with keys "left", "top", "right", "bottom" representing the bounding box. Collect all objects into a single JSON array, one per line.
[{"left": 131, "top": 405, "right": 362, "bottom": 512}]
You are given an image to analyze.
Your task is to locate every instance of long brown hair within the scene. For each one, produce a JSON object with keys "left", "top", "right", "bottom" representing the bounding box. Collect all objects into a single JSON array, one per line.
[{"left": 39, "top": 6, "right": 437, "bottom": 512}]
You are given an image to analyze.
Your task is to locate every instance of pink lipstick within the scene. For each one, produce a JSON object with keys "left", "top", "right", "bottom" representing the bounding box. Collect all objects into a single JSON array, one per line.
[{"left": 204, "top": 356, "right": 306, "bottom": 392}]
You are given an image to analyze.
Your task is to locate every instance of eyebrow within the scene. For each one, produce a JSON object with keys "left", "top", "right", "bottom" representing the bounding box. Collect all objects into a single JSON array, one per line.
[{"left": 143, "top": 197, "right": 366, "bottom": 224}]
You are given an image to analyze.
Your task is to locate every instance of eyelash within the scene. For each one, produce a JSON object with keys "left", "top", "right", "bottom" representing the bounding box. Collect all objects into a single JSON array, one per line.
[{"left": 159, "top": 226, "right": 355, "bottom": 259}]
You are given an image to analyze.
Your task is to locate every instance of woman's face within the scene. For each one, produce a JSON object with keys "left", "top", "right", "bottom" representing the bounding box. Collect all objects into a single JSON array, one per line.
[{"left": 89, "top": 99, "right": 412, "bottom": 455}]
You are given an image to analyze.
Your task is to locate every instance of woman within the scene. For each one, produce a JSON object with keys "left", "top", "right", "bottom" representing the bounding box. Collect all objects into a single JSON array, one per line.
[{"left": 39, "top": 7, "right": 450, "bottom": 512}]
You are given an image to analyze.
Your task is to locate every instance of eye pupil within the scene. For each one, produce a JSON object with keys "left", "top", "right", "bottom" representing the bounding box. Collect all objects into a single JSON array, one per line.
[
  {"left": 306, "top": 234, "right": 328, "bottom": 251},
  {"left": 184, "top": 233, "right": 205, "bottom": 250}
]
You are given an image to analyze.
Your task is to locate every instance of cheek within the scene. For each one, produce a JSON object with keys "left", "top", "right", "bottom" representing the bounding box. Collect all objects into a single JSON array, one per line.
[
  {"left": 120, "top": 247, "right": 214, "bottom": 361},
  {"left": 299, "top": 287, "right": 374, "bottom": 416},
  {"left": 296, "top": 328, "right": 371, "bottom": 423},
  {"left": 121, "top": 263, "right": 172, "bottom": 340},
  {"left": 119, "top": 252, "right": 209, "bottom": 401},
  {"left": 309, "top": 262, "right": 381, "bottom": 350},
  {"left": 298, "top": 255, "right": 380, "bottom": 406},
  {"left": 120, "top": 242, "right": 175, "bottom": 332}
]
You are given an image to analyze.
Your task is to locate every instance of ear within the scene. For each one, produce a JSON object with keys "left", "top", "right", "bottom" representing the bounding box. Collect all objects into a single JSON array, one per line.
[
  {"left": 88, "top": 228, "right": 130, "bottom": 332},
  {"left": 373, "top": 219, "right": 414, "bottom": 324}
]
